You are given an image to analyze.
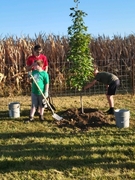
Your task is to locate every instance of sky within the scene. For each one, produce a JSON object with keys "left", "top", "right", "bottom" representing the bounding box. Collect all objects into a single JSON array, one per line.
[{"left": 0, "top": 0, "right": 135, "bottom": 39}]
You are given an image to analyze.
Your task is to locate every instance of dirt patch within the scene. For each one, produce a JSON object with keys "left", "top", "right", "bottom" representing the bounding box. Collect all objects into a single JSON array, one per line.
[{"left": 56, "top": 108, "right": 115, "bottom": 130}]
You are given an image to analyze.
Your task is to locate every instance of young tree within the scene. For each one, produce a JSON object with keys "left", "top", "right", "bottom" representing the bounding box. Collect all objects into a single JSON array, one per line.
[{"left": 67, "top": 0, "right": 94, "bottom": 113}]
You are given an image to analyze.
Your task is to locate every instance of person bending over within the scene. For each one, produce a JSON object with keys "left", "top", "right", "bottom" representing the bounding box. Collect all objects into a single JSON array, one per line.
[{"left": 84, "top": 67, "right": 120, "bottom": 114}]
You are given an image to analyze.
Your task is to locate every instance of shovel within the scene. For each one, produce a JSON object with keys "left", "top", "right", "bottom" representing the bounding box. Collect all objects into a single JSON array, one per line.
[{"left": 28, "top": 72, "right": 63, "bottom": 121}]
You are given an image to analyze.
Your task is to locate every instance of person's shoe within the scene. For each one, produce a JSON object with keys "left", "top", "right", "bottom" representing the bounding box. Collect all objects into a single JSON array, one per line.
[
  {"left": 106, "top": 109, "right": 111, "bottom": 113},
  {"left": 106, "top": 108, "right": 114, "bottom": 115},
  {"left": 39, "top": 115, "right": 44, "bottom": 122},
  {"left": 24, "top": 116, "right": 34, "bottom": 124},
  {"left": 29, "top": 116, "right": 34, "bottom": 122}
]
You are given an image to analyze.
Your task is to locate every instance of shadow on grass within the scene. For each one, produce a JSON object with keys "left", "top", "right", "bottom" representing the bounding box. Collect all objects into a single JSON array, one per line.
[
  {"left": 0, "top": 109, "right": 30, "bottom": 119},
  {"left": 0, "top": 109, "right": 56, "bottom": 121},
  {"left": 0, "top": 126, "right": 135, "bottom": 173},
  {"left": 0, "top": 130, "right": 134, "bottom": 139},
  {"left": 0, "top": 109, "right": 39, "bottom": 122},
  {"left": 0, "top": 137, "right": 135, "bottom": 173},
  {"left": 0, "top": 110, "right": 9, "bottom": 119},
  {"left": 0, "top": 159, "right": 135, "bottom": 173},
  {"left": 0, "top": 110, "right": 134, "bottom": 173}
]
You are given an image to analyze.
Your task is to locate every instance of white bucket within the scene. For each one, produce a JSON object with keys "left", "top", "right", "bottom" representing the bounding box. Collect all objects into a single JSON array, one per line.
[
  {"left": 8, "top": 102, "right": 20, "bottom": 118},
  {"left": 114, "top": 109, "right": 130, "bottom": 128}
]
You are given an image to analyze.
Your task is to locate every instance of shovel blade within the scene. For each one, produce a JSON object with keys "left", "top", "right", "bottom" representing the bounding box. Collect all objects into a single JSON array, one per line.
[{"left": 52, "top": 113, "right": 63, "bottom": 121}]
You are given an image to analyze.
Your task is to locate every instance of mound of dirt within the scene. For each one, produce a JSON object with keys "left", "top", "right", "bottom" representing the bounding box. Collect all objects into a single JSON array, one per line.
[{"left": 56, "top": 108, "right": 115, "bottom": 130}]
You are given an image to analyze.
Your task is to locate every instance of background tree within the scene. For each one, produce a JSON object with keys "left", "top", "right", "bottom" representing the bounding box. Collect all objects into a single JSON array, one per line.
[{"left": 67, "top": 0, "right": 94, "bottom": 112}]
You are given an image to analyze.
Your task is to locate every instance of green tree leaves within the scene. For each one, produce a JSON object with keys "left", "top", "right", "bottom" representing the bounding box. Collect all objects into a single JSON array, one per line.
[{"left": 67, "top": 0, "right": 94, "bottom": 91}]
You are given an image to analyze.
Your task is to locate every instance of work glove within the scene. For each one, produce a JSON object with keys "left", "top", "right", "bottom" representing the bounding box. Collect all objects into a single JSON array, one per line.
[{"left": 42, "top": 99, "right": 47, "bottom": 108}]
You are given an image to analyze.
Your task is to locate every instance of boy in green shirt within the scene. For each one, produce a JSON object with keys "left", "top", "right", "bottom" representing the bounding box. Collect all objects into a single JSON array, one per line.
[{"left": 27, "top": 60, "right": 49, "bottom": 123}]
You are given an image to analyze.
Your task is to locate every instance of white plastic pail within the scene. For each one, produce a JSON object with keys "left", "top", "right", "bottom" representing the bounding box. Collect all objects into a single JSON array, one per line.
[
  {"left": 114, "top": 109, "right": 130, "bottom": 128},
  {"left": 8, "top": 102, "right": 20, "bottom": 118}
]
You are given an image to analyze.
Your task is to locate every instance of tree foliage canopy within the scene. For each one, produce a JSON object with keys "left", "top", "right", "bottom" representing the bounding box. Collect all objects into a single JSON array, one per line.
[{"left": 67, "top": 0, "right": 94, "bottom": 91}]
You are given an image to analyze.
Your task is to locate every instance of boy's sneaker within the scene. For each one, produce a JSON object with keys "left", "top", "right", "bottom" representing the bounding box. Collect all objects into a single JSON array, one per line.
[
  {"left": 39, "top": 115, "right": 44, "bottom": 122},
  {"left": 106, "top": 108, "right": 114, "bottom": 115},
  {"left": 24, "top": 117, "right": 34, "bottom": 124},
  {"left": 29, "top": 116, "right": 34, "bottom": 122},
  {"left": 106, "top": 109, "right": 111, "bottom": 113}
]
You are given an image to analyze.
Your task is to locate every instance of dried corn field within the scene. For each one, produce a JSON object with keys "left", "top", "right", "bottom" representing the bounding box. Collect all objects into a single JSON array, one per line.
[{"left": 0, "top": 34, "right": 135, "bottom": 97}]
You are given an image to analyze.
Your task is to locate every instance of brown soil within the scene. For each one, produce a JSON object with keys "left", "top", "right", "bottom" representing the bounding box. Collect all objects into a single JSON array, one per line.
[{"left": 56, "top": 108, "right": 115, "bottom": 130}]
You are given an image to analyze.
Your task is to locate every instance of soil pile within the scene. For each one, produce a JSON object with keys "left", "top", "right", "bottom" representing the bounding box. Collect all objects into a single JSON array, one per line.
[{"left": 56, "top": 108, "right": 114, "bottom": 130}]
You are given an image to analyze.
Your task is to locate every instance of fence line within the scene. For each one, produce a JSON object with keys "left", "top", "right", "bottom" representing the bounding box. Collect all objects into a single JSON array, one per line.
[
  {"left": 48, "top": 59, "right": 132, "bottom": 96},
  {"left": 0, "top": 59, "right": 133, "bottom": 97}
]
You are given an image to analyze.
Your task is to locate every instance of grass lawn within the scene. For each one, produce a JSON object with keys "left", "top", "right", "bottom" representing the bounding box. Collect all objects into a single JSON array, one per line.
[{"left": 0, "top": 94, "right": 135, "bottom": 180}]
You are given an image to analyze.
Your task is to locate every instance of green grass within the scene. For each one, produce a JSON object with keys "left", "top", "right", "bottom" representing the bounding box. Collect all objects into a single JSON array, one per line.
[{"left": 0, "top": 94, "right": 135, "bottom": 180}]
